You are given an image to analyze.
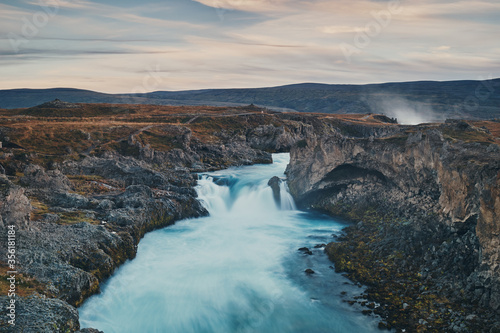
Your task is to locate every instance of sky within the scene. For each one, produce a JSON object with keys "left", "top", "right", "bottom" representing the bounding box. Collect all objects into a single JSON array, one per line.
[{"left": 0, "top": 0, "right": 499, "bottom": 93}]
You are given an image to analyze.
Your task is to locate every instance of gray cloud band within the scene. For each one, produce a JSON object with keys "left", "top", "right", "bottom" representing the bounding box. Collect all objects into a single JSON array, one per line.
[{"left": 8, "top": 0, "right": 61, "bottom": 53}]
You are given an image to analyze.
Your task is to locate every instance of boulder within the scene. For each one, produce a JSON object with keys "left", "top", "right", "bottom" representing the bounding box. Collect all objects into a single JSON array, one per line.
[
  {"left": 20, "top": 164, "right": 72, "bottom": 192},
  {"left": 0, "top": 295, "right": 79, "bottom": 332},
  {"left": 0, "top": 184, "right": 32, "bottom": 229},
  {"left": 268, "top": 176, "right": 282, "bottom": 208}
]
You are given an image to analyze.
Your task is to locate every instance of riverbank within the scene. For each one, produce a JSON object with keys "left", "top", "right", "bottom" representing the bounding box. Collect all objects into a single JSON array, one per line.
[
  {"left": 286, "top": 119, "right": 500, "bottom": 332},
  {"left": 325, "top": 208, "right": 498, "bottom": 332}
]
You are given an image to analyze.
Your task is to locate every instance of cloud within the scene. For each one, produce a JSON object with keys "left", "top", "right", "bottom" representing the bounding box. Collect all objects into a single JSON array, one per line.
[
  {"left": 0, "top": 3, "right": 33, "bottom": 18},
  {"left": 434, "top": 45, "right": 451, "bottom": 51},
  {"left": 399, "top": 0, "right": 500, "bottom": 19},
  {"left": 320, "top": 26, "right": 364, "bottom": 34},
  {"left": 192, "top": 0, "right": 292, "bottom": 14},
  {"left": 102, "top": 12, "right": 204, "bottom": 29},
  {"left": 24, "top": 0, "right": 96, "bottom": 10}
]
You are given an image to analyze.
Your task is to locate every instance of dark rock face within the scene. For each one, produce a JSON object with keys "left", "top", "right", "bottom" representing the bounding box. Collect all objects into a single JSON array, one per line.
[
  {"left": 15, "top": 222, "right": 131, "bottom": 306},
  {"left": 125, "top": 121, "right": 309, "bottom": 171},
  {"left": 287, "top": 122, "right": 500, "bottom": 330},
  {"left": 298, "top": 247, "right": 313, "bottom": 255},
  {"left": 268, "top": 176, "right": 282, "bottom": 208},
  {"left": 0, "top": 177, "right": 32, "bottom": 230},
  {"left": 0, "top": 295, "right": 80, "bottom": 332},
  {"left": 62, "top": 155, "right": 178, "bottom": 188},
  {"left": 246, "top": 125, "right": 297, "bottom": 152},
  {"left": 20, "top": 164, "right": 72, "bottom": 192}
]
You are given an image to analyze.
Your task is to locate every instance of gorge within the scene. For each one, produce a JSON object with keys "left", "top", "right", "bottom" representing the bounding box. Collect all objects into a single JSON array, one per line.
[
  {"left": 0, "top": 102, "right": 499, "bottom": 332},
  {"left": 78, "top": 154, "right": 381, "bottom": 333}
]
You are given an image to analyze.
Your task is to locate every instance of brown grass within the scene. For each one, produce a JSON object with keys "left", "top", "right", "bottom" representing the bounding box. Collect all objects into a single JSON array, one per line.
[
  {"left": 471, "top": 120, "right": 500, "bottom": 143},
  {"left": 68, "top": 175, "right": 124, "bottom": 196},
  {"left": 2, "top": 103, "right": 472, "bottom": 161},
  {"left": 0, "top": 104, "right": 278, "bottom": 157}
]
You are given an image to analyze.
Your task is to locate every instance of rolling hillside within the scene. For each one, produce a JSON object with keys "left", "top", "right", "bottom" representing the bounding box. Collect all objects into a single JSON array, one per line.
[{"left": 1, "top": 79, "right": 499, "bottom": 120}]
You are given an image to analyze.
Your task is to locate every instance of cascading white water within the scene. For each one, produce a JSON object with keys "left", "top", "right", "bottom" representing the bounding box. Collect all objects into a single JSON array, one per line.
[
  {"left": 79, "top": 154, "right": 381, "bottom": 333},
  {"left": 280, "top": 182, "right": 296, "bottom": 211}
]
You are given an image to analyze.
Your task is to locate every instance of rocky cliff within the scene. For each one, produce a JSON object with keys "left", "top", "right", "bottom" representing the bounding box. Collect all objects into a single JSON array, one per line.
[{"left": 286, "top": 120, "right": 500, "bottom": 331}]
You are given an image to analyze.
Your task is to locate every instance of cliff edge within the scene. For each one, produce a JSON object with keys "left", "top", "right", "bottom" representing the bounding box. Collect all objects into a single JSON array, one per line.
[{"left": 287, "top": 119, "right": 500, "bottom": 332}]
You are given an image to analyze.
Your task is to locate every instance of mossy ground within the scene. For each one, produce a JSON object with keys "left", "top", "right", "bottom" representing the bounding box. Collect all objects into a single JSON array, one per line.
[
  {"left": 0, "top": 263, "right": 52, "bottom": 298},
  {"left": 67, "top": 175, "right": 124, "bottom": 196},
  {"left": 29, "top": 196, "right": 100, "bottom": 226},
  {"left": 323, "top": 205, "right": 490, "bottom": 332},
  {"left": 442, "top": 127, "right": 495, "bottom": 144}
]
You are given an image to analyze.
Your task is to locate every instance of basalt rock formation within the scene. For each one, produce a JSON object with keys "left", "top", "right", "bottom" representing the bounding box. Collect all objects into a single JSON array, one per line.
[
  {"left": 0, "top": 104, "right": 317, "bottom": 332},
  {"left": 286, "top": 119, "right": 500, "bottom": 331},
  {"left": 268, "top": 176, "right": 282, "bottom": 208}
]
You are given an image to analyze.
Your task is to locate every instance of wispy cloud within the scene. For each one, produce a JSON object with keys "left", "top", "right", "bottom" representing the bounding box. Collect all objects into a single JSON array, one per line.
[
  {"left": 320, "top": 26, "right": 365, "bottom": 35},
  {"left": 192, "top": 0, "right": 292, "bottom": 14},
  {"left": 24, "top": 0, "right": 96, "bottom": 10}
]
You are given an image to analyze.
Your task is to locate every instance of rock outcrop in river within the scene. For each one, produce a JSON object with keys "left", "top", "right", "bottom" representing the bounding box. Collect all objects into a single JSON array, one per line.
[{"left": 286, "top": 119, "right": 500, "bottom": 331}]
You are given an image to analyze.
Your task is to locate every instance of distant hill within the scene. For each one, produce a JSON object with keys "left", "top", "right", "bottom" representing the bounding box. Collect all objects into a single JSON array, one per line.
[
  {"left": 0, "top": 88, "right": 253, "bottom": 110},
  {"left": 1, "top": 79, "right": 499, "bottom": 121}
]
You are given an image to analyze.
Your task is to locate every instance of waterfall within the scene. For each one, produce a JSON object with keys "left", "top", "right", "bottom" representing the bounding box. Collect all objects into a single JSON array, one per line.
[
  {"left": 196, "top": 153, "right": 296, "bottom": 220},
  {"left": 196, "top": 175, "right": 296, "bottom": 216},
  {"left": 280, "top": 182, "right": 296, "bottom": 211},
  {"left": 79, "top": 153, "right": 381, "bottom": 333}
]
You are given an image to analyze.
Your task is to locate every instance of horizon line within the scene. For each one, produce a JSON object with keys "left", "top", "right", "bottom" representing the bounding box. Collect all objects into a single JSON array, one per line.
[{"left": 1, "top": 77, "right": 499, "bottom": 95}]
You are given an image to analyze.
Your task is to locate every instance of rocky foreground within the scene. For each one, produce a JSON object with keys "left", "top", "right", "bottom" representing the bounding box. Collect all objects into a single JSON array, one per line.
[
  {"left": 0, "top": 101, "right": 499, "bottom": 332},
  {"left": 286, "top": 119, "right": 500, "bottom": 332}
]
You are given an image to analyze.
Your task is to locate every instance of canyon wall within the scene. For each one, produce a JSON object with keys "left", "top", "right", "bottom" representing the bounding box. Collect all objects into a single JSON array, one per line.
[{"left": 286, "top": 120, "right": 500, "bottom": 330}]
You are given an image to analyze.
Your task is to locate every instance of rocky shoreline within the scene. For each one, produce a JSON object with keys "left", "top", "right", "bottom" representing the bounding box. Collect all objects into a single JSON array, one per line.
[
  {"left": 286, "top": 119, "right": 500, "bottom": 332},
  {"left": 0, "top": 153, "right": 210, "bottom": 331}
]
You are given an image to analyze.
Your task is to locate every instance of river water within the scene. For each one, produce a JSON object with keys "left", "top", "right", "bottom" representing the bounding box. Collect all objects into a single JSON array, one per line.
[{"left": 79, "top": 153, "right": 381, "bottom": 332}]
